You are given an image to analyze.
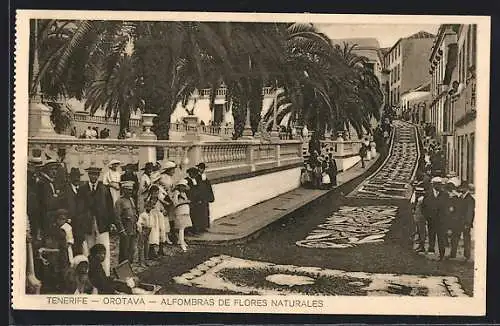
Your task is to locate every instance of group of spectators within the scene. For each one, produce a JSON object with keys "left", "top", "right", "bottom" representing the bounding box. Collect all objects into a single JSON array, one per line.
[
  {"left": 74, "top": 126, "right": 112, "bottom": 139},
  {"left": 410, "top": 140, "right": 475, "bottom": 261},
  {"left": 300, "top": 151, "right": 338, "bottom": 190},
  {"left": 26, "top": 157, "right": 215, "bottom": 295}
]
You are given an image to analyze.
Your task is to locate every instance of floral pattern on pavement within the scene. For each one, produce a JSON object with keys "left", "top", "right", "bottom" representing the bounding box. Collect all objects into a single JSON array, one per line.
[
  {"left": 295, "top": 205, "right": 398, "bottom": 249},
  {"left": 173, "top": 255, "right": 468, "bottom": 297},
  {"left": 349, "top": 121, "right": 419, "bottom": 199}
]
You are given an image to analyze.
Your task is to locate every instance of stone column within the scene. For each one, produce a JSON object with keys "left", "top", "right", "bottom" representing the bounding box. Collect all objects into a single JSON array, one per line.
[
  {"left": 139, "top": 113, "right": 157, "bottom": 165},
  {"left": 275, "top": 143, "right": 281, "bottom": 167},
  {"left": 186, "top": 143, "right": 202, "bottom": 168},
  {"left": 241, "top": 102, "right": 254, "bottom": 139},
  {"left": 246, "top": 143, "right": 256, "bottom": 172}
]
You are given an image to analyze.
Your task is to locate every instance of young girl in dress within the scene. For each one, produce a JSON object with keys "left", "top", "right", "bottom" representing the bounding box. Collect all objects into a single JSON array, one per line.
[
  {"left": 172, "top": 179, "right": 192, "bottom": 251},
  {"left": 137, "top": 200, "right": 153, "bottom": 266}
]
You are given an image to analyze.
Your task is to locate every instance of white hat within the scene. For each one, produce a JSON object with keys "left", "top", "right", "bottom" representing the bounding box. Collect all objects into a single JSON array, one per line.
[
  {"left": 108, "top": 159, "right": 121, "bottom": 166},
  {"left": 431, "top": 176, "right": 443, "bottom": 183},
  {"left": 447, "top": 177, "right": 461, "bottom": 187},
  {"left": 71, "top": 255, "right": 89, "bottom": 268},
  {"left": 176, "top": 179, "right": 189, "bottom": 186},
  {"left": 164, "top": 161, "right": 176, "bottom": 169}
]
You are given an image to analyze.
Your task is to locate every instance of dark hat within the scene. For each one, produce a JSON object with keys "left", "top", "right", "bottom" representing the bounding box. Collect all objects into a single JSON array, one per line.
[
  {"left": 141, "top": 162, "right": 155, "bottom": 171},
  {"left": 187, "top": 167, "right": 199, "bottom": 175},
  {"left": 55, "top": 208, "right": 69, "bottom": 217},
  {"left": 85, "top": 166, "right": 102, "bottom": 174},
  {"left": 195, "top": 162, "right": 206, "bottom": 170},
  {"left": 69, "top": 167, "right": 83, "bottom": 177},
  {"left": 123, "top": 162, "right": 138, "bottom": 170}
]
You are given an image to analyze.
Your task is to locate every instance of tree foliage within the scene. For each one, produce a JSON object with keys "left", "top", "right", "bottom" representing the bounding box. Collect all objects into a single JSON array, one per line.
[{"left": 30, "top": 20, "right": 383, "bottom": 139}]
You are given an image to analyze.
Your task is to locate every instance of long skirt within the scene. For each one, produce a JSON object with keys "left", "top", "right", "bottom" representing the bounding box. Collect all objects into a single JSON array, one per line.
[{"left": 190, "top": 202, "right": 210, "bottom": 232}]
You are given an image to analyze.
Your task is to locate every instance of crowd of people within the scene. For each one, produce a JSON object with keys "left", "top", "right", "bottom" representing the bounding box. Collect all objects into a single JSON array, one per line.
[
  {"left": 410, "top": 140, "right": 475, "bottom": 261},
  {"left": 26, "top": 157, "right": 215, "bottom": 295},
  {"left": 300, "top": 149, "right": 338, "bottom": 190},
  {"left": 73, "top": 126, "right": 112, "bottom": 139}
]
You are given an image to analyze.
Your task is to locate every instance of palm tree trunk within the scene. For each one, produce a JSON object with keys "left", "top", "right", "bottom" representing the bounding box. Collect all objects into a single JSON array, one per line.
[{"left": 155, "top": 108, "right": 171, "bottom": 140}]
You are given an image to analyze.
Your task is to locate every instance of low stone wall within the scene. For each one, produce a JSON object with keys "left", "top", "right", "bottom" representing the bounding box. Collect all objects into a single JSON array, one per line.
[{"left": 209, "top": 167, "right": 302, "bottom": 221}]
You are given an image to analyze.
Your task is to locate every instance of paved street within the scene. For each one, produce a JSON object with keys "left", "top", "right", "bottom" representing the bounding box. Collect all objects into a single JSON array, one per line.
[{"left": 136, "top": 121, "right": 473, "bottom": 297}]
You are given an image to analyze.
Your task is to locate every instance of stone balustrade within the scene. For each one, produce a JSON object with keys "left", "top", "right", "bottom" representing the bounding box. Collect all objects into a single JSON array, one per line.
[
  {"left": 73, "top": 111, "right": 141, "bottom": 127},
  {"left": 170, "top": 122, "right": 234, "bottom": 137},
  {"left": 27, "top": 137, "right": 303, "bottom": 184}
]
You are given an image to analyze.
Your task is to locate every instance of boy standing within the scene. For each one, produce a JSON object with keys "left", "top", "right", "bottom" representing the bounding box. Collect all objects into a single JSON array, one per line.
[{"left": 114, "top": 181, "right": 138, "bottom": 264}]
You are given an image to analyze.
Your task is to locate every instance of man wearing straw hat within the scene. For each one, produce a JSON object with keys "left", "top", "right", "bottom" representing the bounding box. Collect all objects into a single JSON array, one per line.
[
  {"left": 27, "top": 155, "right": 44, "bottom": 241},
  {"left": 63, "top": 167, "right": 84, "bottom": 254},
  {"left": 78, "top": 166, "right": 116, "bottom": 276},
  {"left": 38, "top": 159, "right": 65, "bottom": 238}
]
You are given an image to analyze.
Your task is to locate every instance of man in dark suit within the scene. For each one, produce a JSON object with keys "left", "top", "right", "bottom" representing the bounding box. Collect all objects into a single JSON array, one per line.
[
  {"left": 460, "top": 184, "right": 475, "bottom": 261},
  {"left": 78, "top": 166, "right": 116, "bottom": 276},
  {"left": 63, "top": 168, "right": 84, "bottom": 255},
  {"left": 422, "top": 177, "right": 449, "bottom": 260},
  {"left": 38, "top": 160, "right": 65, "bottom": 238}
]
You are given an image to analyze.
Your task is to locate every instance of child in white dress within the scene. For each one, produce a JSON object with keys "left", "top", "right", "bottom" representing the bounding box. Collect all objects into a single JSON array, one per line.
[
  {"left": 137, "top": 201, "right": 153, "bottom": 266},
  {"left": 172, "top": 179, "right": 192, "bottom": 251}
]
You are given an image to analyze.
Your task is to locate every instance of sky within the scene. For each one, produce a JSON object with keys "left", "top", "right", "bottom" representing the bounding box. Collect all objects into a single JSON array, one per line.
[{"left": 316, "top": 24, "right": 440, "bottom": 48}]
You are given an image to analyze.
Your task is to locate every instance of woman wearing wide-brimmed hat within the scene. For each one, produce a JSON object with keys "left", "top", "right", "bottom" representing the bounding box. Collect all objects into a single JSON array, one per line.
[
  {"left": 103, "top": 159, "right": 122, "bottom": 205},
  {"left": 154, "top": 161, "right": 177, "bottom": 254}
]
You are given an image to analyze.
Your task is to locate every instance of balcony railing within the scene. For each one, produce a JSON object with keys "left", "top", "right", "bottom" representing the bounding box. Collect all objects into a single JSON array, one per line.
[
  {"left": 73, "top": 112, "right": 141, "bottom": 127},
  {"left": 194, "top": 87, "right": 277, "bottom": 99}
]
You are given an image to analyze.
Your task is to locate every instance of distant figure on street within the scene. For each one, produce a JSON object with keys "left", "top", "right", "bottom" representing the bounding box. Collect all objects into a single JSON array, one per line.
[
  {"left": 359, "top": 144, "right": 367, "bottom": 168},
  {"left": 327, "top": 153, "right": 338, "bottom": 187}
]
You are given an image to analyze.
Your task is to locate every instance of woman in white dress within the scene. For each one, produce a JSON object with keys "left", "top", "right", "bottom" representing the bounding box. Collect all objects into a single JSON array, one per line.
[
  {"left": 155, "top": 161, "right": 177, "bottom": 254},
  {"left": 172, "top": 179, "right": 192, "bottom": 251},
  {"left": 103, "top": 159, "right": 121, "bottom": 205},
  {"left": 138, "top": 162, "right": 154, "bottom": 214}
]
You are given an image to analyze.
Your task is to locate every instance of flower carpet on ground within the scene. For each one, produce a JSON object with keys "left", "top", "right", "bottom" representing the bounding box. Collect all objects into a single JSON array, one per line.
[
  {"left": 173, "top": 255, "right": 468, "bottom": 296},
  {"left": 295, "top": 205, "right": 398, "bottom": 249},
  {"left": 349, "top": 121, "right": 418, "bottom": 199}
]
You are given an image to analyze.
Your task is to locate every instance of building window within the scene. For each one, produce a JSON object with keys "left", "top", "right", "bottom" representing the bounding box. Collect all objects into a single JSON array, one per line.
[
  {"left": 469, "top": 132, "right": 475, "bottom": 184},
  {"left": 467, "top": 25, "right": 472, "bottom": 69}
]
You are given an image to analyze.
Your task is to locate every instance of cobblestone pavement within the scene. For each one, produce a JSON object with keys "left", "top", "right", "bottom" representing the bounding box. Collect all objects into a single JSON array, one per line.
[{"left": 118, "top": 121, "right": 473, "bottom": 296}]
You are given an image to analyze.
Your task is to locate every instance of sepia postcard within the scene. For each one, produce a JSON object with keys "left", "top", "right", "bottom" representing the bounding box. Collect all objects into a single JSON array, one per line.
[{"left": 11, "top": 10, "right": 490, "bottom": 315}]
